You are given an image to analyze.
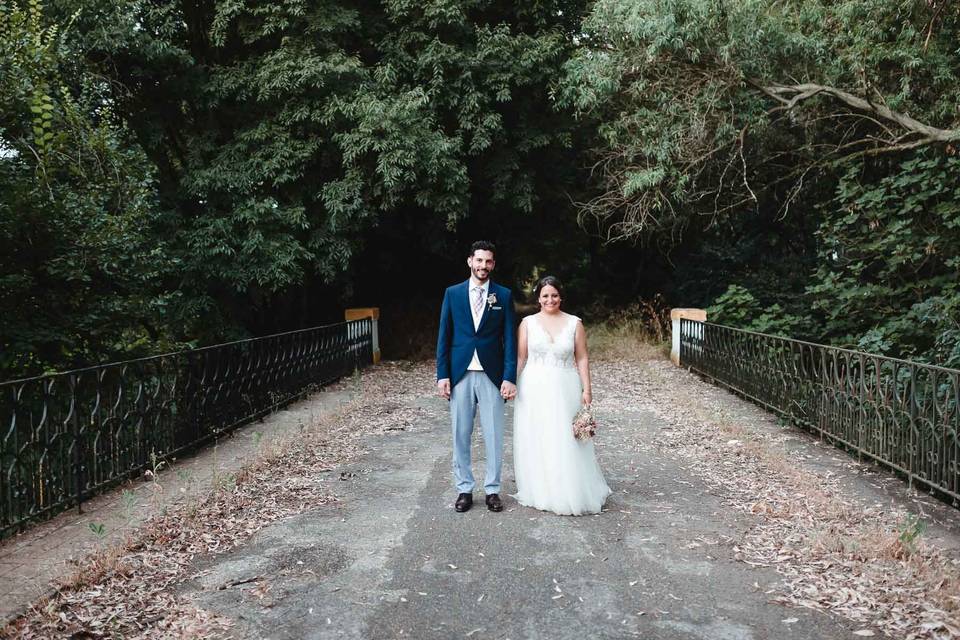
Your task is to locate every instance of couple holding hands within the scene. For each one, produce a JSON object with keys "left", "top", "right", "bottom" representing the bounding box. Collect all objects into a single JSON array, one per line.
[{"left": 436, "top": 241, "right": 611, "bottom": 516}]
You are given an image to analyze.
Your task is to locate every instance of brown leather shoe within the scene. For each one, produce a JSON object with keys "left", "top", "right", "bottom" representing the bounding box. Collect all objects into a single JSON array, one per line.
[
  {"left": 485, "top": 493, "right": 503, "bottom": 512},
  {"left": 455, "top": 493, "right": 473, "bottom": 512}
]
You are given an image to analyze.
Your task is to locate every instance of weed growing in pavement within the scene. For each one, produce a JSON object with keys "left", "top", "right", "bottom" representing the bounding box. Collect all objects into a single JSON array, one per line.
[
  {"left": 143, "top": 450, "right": 168, "bottom": 513},
  {"left": 217, "top": 473, "right": 237, "bottom": 493},
  {"left": 897, "top": 514, "right": 926, "bottom": 556},
  {"left": 148, "top": 451, "right": 166, "bottom": 478},
  {"left": 120, "top": 490, "right": 138, "bottom": 516},
  {"left": 120, "top": 489, "right": 140, "bottom": 524},
  {"left": 209, "top": 444, "right": 221, "bottom": 490}
]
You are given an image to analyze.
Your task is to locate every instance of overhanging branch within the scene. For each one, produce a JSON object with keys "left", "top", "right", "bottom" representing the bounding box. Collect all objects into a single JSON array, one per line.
[{"left": 751, "top": 80, "right": 960, "bottom": 145}]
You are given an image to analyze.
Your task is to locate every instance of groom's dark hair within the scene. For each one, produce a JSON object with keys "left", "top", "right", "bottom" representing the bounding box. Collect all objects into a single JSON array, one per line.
[{"left": 469, "top": 240, "right": 496, "bottom": 258}]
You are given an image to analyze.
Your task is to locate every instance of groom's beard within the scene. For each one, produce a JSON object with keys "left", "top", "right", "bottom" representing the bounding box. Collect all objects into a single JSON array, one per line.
[{"left": 472, "top": 268, "right": 490, "bottom": 282}]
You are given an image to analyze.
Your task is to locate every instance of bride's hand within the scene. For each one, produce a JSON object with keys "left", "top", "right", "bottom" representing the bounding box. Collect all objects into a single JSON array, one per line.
[{"left": 582, "top": 389, "right": 592, "bottom": 406}]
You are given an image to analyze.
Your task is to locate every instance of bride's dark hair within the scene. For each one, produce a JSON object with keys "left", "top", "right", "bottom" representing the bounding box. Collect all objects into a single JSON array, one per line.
[{"left": 534, "top": 275, "right": 564, "bottom": 300}]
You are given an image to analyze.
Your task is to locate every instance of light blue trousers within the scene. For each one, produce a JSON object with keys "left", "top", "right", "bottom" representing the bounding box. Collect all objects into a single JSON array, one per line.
[{"left": 450, "top": 371, "right": 505, "bottom": 495}]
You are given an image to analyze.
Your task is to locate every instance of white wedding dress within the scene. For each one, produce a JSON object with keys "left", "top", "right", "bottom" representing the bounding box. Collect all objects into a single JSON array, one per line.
[{"left": 512, "top": 314, "right": 611, "bottom": 515}]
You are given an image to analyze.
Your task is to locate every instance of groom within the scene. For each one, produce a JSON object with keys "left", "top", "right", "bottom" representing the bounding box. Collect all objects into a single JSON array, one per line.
[{"left": 436, "top": 241, "right": 517, "bottom": 513}]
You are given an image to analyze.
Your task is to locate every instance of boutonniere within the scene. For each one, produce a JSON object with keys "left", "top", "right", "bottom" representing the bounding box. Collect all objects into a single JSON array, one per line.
[{"left": 487, "top": 293, "right": 497, "bottom": 307}]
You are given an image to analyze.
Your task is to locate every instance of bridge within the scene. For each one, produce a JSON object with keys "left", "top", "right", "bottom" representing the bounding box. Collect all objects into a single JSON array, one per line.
[{"left": 1, "top": 311, "right": 958, "bottom": 639}]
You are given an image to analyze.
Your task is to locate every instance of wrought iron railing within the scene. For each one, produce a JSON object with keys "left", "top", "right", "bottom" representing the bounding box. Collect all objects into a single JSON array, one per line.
[
  {"left": 0, "top": 320, "right": 373, "bottom": 537},
  {"left": 679, "top": 320, "right": 960, "bottom": 505}
]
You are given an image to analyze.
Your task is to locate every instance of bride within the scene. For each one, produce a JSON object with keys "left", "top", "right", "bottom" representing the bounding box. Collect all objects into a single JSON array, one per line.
[{"left": 512, "top": 276, "right": 611, "bottom": 515}]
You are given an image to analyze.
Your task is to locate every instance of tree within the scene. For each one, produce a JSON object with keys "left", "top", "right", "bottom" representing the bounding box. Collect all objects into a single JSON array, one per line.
[
  {"left": 809, "top": 153, "right": 960, "bottom": 367},
  {"left": 559, "top": 0, "right": 960, "bottom": 239},
  {"left": 71, "top": 0, "right": 589, "bottom": 334},
  {"left": 0, "top": 0, "right": 174, "bottom": 376},
  {"left": 559, "top": 0, "right": 960, "bottom": 363}
]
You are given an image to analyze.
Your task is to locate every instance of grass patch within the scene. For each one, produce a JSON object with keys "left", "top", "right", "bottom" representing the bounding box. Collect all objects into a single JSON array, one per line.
[{"left": 586, "top": 299, "right": 671, "bottom": 361}]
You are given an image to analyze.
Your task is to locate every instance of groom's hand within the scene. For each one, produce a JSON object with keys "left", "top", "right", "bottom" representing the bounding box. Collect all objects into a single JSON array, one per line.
[
  {"left": 500, "top": 381, "right": 517, "bottom": 401},
  {"left": 437, "top": 378, "right": 451, "bottom": 400}
]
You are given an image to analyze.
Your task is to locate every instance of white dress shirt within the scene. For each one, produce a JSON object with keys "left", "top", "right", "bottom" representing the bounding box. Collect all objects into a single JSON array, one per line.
[{"left": 467, "top": 278, "right": 489, "bottom": 371}]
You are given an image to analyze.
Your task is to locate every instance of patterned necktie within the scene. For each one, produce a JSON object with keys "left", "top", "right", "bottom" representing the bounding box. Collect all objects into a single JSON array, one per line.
[{"left": 473, "top": 286, "right": 485, "bottom": 317}]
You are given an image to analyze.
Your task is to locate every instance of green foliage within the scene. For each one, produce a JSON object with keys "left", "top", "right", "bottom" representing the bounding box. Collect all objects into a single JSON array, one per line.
[
  {"left": 702, "top": 151, "right": 960, "bottom": 365},
  {"left": 809, "top": 153, "right": 960, "bottom": 367},
  {"left": 559, "top": 0, "right": 960, "bottom": 234},
  {"left": 707, "top": 285, "right": 813, "bottom": 338},
  {"left": 564, "top": 0, "right": 960, "bottom": 365},
  {"left": 897, "top": 514, "right": 926, "bottom": 556},
  {"left": 0, "top": 0, "right": 179, "bottom": 376},
  {"left": 73, "top": 0, "right": 586, "bottom": 329}
]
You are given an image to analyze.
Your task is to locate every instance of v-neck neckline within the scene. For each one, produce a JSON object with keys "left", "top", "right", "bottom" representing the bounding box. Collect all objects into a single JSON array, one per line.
[{"left": 534, "top": 313, "right": 570, "bottom": 343}]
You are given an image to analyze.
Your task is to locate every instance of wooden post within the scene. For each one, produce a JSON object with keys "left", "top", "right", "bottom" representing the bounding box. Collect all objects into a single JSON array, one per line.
[
  {"left": 670, "top": 308, "right": 707, "bottom": 366},
  {"left": 345, "top": 308, "right": 381, "bottom": 364}
]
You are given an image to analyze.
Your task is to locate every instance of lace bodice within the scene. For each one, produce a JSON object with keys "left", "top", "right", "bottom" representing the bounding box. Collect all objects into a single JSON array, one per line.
[{"left": 524, "top": 314, "right": 579, "bottom": 368}]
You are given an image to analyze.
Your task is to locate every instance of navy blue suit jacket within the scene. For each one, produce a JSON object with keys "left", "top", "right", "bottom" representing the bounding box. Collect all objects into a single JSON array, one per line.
[{"left": 436, "top": 280, "right": 517, "bottom": 388}]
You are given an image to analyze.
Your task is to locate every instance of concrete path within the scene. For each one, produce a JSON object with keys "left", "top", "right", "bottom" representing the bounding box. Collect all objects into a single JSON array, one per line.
[{"left": 178, "top": 398, "right": 862, "bottom": 639}]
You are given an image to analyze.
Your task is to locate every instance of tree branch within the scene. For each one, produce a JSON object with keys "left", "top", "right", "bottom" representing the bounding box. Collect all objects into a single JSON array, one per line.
[
  {"left": 751, "top": 80, "right": 960, "bottom": 144},
  {"left": 923, "top": 0, "right": 950, "bottom": 53}
]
